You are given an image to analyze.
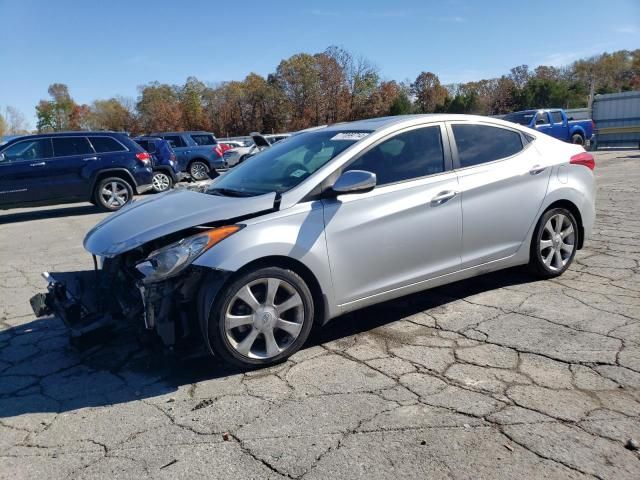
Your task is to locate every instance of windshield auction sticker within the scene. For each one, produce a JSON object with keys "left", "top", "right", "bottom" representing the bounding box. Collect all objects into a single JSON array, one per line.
[{"left": 330, "top": 132, "right": 370, "bottom": 141}]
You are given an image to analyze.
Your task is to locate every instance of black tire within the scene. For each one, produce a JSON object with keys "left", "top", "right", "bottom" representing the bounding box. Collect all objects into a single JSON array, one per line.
[
  {"left": 151, "top": 171, "right": 173, "bottom": 193},
  {"left": 94, "top": 176, "right": 134, "bottom": 212},
  {"left": 571, "top": 133, "right": 584, "bottom": 146},
  {"left": 528, "top": 207, "right": 579, "bottom": 278},
  {"left": 208, "top": 267, "right": 315, "bottom": 368},
  {"left": 189, "top": 161, "right": 210, "bottom": 181}
]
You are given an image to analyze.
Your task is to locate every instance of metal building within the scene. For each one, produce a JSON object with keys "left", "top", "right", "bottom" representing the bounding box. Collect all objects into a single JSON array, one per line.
[{"left": 592, "top": 91, "right": 640, "bottom": 149}]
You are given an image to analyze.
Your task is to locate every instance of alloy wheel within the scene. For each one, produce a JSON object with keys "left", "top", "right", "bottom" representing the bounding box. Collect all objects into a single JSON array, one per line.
[
  {"left": 539, "top": 213, "right": 576, "bottom": 271},
  {"left": 190, "top": 162, "right": 209, "bottom": 180},
  {"left": 224, "top": 277, "right": 304, "bottom": 360},
  {"left": 100, "top": 180, "right": 129, "bottom": 208},
  {"left": 152, "top": 173, "right": 171, "bottom": 192}
]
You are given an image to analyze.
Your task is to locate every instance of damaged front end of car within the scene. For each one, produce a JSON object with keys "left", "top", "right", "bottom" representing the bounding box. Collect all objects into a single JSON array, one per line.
[{"left": 29, "top": 188, "right": 278, "bottom": 350}]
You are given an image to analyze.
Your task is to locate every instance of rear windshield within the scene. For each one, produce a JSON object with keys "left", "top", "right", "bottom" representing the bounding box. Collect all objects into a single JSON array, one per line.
[
  {"left": 503, "top": 112, "right": 535, "bottom": 126},
  {"left": 190, "top": 134, "right": 217, "bottom": 146}
]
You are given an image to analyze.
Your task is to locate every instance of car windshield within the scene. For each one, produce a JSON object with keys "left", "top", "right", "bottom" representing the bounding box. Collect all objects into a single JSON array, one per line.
[
  {"left": 503, "top": 112, "right": 535, "bottom": 126},
  {"left": 208, "top": 130, "right": 371, "bottom": 196}
]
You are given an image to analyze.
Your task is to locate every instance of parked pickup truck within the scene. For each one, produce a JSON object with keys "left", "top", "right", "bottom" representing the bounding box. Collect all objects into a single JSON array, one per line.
[{"left": 503, "top": 109, "right": 594, "bottom": 147}]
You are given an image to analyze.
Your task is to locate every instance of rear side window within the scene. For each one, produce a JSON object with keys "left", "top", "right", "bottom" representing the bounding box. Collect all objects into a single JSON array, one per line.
[
  {"left": 452, "top": 124, "right": 523, "bottom": 168},
  {"left": 345, "top": 126, "right": 445, "bottom": 186},
  {"left": 52, "top": 137, "right": 94, "bottom": 156},
  {"left": 89, "top": 136, "right": 127, "bottom": 153},
  {"left": 550, "top": 111, "right": 563, "bottom": 124},
  {"left": 190, "top": 134, "right": 216, "bottom": 146},
  {"left": 1, "top": 138, "right": 53, "bottom": 162},
  {"left": 163, "top": 135, "right": 186, "bottom": 148}
]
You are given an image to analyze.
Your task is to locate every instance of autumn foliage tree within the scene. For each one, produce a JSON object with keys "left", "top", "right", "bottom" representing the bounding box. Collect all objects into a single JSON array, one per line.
[{"left": 31, "top": 47, "right": 640, "bottom": 136}]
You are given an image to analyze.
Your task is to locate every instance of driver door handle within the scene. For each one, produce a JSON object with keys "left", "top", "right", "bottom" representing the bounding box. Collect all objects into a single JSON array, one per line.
[
  {"left": 431, "top": 190, "right": 458, "bottom": 204},
  {"left": 529, "top": 165, "right": 546, "bottom": 175},
  {"left": 83, "top": 156, "right": 98, "bottom": 162},
  {"left": 30, "top": 162, "right": 46, "bottom": 167}
]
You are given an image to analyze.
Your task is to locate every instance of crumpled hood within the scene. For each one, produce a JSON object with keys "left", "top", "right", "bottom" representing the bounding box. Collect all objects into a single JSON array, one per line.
[{"left": 84, "top": 189, "right": 276, "bottom": 257}]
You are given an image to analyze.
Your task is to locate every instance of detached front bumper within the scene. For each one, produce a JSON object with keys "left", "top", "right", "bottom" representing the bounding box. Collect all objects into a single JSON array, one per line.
[{"left": 29, "top": 264, "right": 230, "bottom": 350}]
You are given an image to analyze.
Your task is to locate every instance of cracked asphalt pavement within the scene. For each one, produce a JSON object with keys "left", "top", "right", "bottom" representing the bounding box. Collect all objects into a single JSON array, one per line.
[{"left": 1, "top": 150, "right": 639, "bottom": 479}]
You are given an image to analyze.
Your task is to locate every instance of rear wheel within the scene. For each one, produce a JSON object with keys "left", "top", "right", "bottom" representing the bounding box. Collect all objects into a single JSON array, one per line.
[
  {"left": 151, "top": 171, "right": 173, "bottom": 193},
  {"left": 94, "top": 177, "right": 133, "bottom": 211},
  {"left": 571, "top": 133, "right": 584, "bottom": 146},
  {"left": 208, "top": 267, "right": 314, "bottom": 368},
  {"left": 529, "top": 208, "right": 578, "bottom": 278},
  {"left": 189, "top": 161, "right": 210, "bottom": 181}
]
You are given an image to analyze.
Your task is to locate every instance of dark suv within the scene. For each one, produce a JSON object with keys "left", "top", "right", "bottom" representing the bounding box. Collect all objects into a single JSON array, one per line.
[
  {"left": 0, "top": 132, "right": 154, "bottom": 211},
  {"left": 150, "top": 131, "right": 226, "bottom": 180}
]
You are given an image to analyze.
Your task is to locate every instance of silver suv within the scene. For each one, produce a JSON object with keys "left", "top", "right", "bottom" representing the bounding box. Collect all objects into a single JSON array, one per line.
[{"left": 32, "top": 115, "right": 596, "bottom": 368}]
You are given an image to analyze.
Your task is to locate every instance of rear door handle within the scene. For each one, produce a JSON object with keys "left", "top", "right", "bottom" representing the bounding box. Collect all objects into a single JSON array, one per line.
[
  {"left": 431, "top": 190, "right": 458, "bottom": 204},
  {"left": 83, "top": 156, "right": 98, "bottom": 162},
  {"left": 30, "top": 162, "right": 46, "bottom": 167},
  {"left": 529, "top": 165, "right": 546, "bottom": 175}
]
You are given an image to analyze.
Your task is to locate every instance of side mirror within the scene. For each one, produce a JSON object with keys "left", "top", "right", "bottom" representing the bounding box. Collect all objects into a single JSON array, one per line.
[
  {"left": 0, "top": 153, "right": 5, "bottom": 163},
  {"left": 331, "top": 170, "right": 376, "bottom": 195}
]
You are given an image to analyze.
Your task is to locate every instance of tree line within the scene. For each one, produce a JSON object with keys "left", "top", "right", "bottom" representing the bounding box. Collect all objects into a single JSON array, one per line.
[{"left": 1, "top": 46, "right": 638, "bottom": 138}]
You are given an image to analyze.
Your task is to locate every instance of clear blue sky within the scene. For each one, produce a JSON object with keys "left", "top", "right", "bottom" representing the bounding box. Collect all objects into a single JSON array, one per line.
[{"left": 1, "top": 0, "right": 638, "bottom": 129}]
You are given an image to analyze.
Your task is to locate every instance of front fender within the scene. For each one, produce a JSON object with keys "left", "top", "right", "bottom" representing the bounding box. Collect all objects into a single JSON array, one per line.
[{"left": 192, "top": 201, "right": 339, "bottom": 319}]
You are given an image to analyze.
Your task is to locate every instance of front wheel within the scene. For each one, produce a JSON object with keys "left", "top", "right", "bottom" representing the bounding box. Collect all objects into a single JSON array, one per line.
[
  {"left": 189, "top": 161, "right": 210, "bottom": 181},
  {"left": 529, "top": 208, "right": 578, "bottom": 278},
  {"left": 151, "top": 171, "right": 173, "bottom": 193},
  {"left": 94, "top": 177, "right": 133, "bottom": 211},
  {"left": 208, "top": 267, "right": 315, "bottom": 368}
]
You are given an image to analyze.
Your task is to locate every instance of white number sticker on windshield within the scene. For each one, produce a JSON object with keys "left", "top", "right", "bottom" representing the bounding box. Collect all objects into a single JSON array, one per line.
[
  {"left": 290, "top": 169, "right": 307, "bottom": 178},
  {"left": 330, "top": 132, "right": 370, "bottom": 141}
]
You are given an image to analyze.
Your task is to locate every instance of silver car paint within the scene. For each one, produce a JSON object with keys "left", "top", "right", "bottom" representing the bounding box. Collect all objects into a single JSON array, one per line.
[
  {"left": 83, "top": 114, "right": 596, "bottom": 322},
  {"left": 84, "top": 188, "right": 276, "bottom": 257}
]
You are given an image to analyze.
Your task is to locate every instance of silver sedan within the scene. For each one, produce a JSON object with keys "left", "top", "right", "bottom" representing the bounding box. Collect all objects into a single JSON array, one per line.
[{"left": 35, "top": 114, "right": 596, "bottom": 368}]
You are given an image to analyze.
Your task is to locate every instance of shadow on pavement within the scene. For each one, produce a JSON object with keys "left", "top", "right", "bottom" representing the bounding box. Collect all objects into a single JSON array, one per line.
[
  {"left": 0, "top": 267, "right": 538, "bottom": 418},
  {"left": 0, "top": 204, "right": 100, "bottom": 225}
]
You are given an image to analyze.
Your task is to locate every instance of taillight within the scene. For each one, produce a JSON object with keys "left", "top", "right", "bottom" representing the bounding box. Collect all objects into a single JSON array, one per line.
[
  {"left": 570, "top": 151, "right": 595, "bottom": 170},
  {"left": 170, "top": 153, "right": 176, "bottom": 161},
  {"left": 214, "top": 145, "right": 223, "bottom": 157}
]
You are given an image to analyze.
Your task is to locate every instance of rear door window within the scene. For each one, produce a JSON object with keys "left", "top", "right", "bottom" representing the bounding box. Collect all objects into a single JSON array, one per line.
[
  {"left": 190, "top": 134, "right": 216, "bottom": 146},
  {"left": 162, "top": 135, "right": 186, "bottom": 148},
  {"left": 1, "top": 138, "right": 53, "bottom": 162},
  {"left": 451, "top": 124, "right": 523, "bottom": 168},
  {"left": 51, "top": 137, "right": 94, "bottom": 157},
  {"left": 89, "top": 136, "right": 127, "bottom": 153}
]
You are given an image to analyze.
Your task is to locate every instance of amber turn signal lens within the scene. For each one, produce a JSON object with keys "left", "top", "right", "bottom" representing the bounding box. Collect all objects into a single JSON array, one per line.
[{"left": 204, "top": 225, "right": 242, "bottom": 249}]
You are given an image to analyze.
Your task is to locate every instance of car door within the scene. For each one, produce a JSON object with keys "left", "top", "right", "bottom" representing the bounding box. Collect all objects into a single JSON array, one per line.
[
  {"left": 322, "top": 124, "right": 462, "bottom": 308},
  {"left": 0, "top": 137, "right": 54, "bottom": 206},
  {"left": 549, "top": 111, "right": 567, "bottom": 140},
  {"left": 448, "top": 122, "right": 552, "bottom": 268},
  {"left": 48, "top": 136, "right": 97, "bottom": 199},
  {"left": 162, "top": 135, "right": 188, "bottom": 168}
]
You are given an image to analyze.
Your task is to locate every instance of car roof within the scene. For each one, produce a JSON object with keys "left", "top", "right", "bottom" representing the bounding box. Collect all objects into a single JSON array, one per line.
[
  {"left": 150, "top": 131, "right": 215, "bottom": 136},
  {"left": 1, "top": 131, "right": 127, "bottom": 143},
  {"left": 321, "top": 114, "right": 524, "bottom": 133}
]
